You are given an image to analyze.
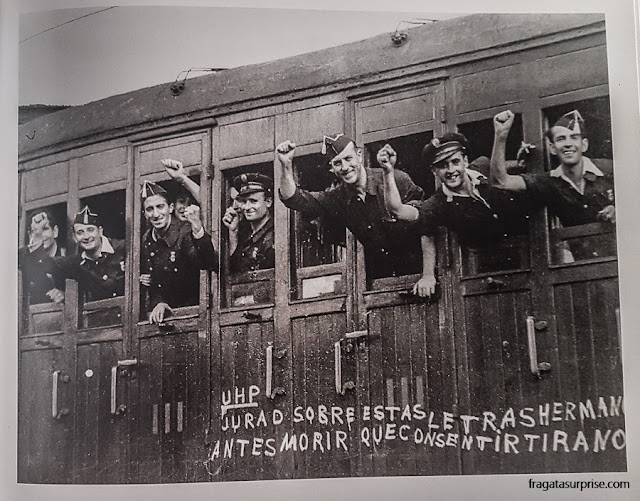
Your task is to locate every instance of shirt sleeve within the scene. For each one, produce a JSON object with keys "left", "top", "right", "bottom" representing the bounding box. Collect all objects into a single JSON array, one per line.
[
  {"left": 279, "top": 186, "right": 336, "bottom": 221},
  {"left": 394, "top": 169, "right": 425, "bottom": 203},
  {"left": 520, "top": 173, "right": 552, "bottom": 203},
  {"left": 415, "top": 196, "right": 444, "bottom": 235},
  {"left": 189, "top": 230, "right": 219, "bottom": 272}
]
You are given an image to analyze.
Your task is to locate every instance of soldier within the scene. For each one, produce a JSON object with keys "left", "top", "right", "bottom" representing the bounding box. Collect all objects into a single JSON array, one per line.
[
  {"left": 45, "top": 206, "right": 126, "bottom": 303},
  {"left": 491, "top": 109, "right": 616, "bottom": 259},
  {"left": 222, "top": 173, "right": 275, "bottom": 273},
  {"left": 139, "top": 180, "right": 217, "bottom": 324},
  {"left": 161, "top": 158, "right": 201, "bottom": 221},
  {"left": 381, "top": 132, "right": 532, "bottom": 248},
  {"left": 18, "top": 209, "right": 65, "bottom": 304},
  {"left": 277, "top": 135, "right": 437, "bottom": 297}
]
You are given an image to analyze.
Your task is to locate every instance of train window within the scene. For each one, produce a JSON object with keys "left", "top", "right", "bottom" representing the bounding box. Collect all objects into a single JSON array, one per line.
[
  {"left": 139, "top": 174, "right": 204, "bottom": 321},
  {"left": 457, "top": 115, "right": 531, "bottom": 276},
  {"left": 290, "top": 153, "right": 346, "bottom": 300},
  {"left": 19, "top": 203, "right": 67, "bottom": 335},
  {"left": 221, "top": 163, "right": 275, "bottom": 307},
  {"left": 363, "top": 132, "right": 432, "bottom": 289},
  {"left": 77, "top": 190, "right": 126, "bottom": 329},
  {"left": 542, "top": 97, "right": 616, "bottom": 265}
]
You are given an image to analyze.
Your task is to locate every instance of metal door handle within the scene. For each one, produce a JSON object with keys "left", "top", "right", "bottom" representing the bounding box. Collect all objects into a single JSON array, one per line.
[
  {"left": 526, "top": 316, "right": 551, "bottom": 378},
  {"left": 51, "top": 370, "right": 69, "bottom": 419},
  {"left": 334, "top": 341, "right": 355, "bottom": 395},
  {"left": 265, "top": 345, "right": 284, "bottom": 399},
  {"left": 110, "top": 358, "right": 137, "bottom": 415}
]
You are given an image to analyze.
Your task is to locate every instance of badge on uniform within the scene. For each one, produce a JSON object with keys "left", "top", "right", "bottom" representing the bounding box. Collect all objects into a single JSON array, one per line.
[{"left": 170, "top": 251, "right": 176, "bottom": 262}]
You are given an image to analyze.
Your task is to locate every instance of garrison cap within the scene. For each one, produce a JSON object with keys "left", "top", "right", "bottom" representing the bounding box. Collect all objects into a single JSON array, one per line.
[
  {"left": 322, "top": 133, "right": 355, "bottom": 159},
  {"left": 74, "top": 206, "right": 100, "bottom": 226},
  {"left": 552, "top": 109, "right": 585, "bottom": 135},
  {"left": 233, "top": 173, "right": 273, "bottom": 197},
  {"left": 421, "top": 132, "right": 470, "bottom": 167},
  {"left": 141, "top": 180, "right": 168, "bottom": 200}
]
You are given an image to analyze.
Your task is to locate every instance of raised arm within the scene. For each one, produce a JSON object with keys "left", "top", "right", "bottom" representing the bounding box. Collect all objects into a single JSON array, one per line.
[
  {"left": 161, "top": 159, "right": 201, "bottom": 204},
  {"left": 377, "top": 144, "right": 419, "bottom": 221},
  {"left": 491, "top": 111, "right": 527, "bottom": 191},
  {"left": 413, "top": 234, "right": 437, "bottom": 298},
  {"left": 276, "top": 141, "right": 297, "bottom": 200}
]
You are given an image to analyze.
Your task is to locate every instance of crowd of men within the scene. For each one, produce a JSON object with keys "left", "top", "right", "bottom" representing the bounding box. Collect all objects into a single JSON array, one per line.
[{"left": 19, "top": 109, "right": 616, "bottom": 324}]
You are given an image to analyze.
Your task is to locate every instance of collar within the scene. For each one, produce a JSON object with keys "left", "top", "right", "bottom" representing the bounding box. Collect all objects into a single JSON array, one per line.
[
  {"left": 151, "top": 217, "right": 180, "bottom": 247},
  {"left": 442, "top": 168, "right": 487, "bottom": 202},
  {"left": 344, "top": 167, "right": 378, "bottom": 202},
  {"left": 550, "top": 157, "right": 603, "bottom": 194},
  {"left": 244, "top": 216, "right": 273, "bottom": 245},
  {"left": 80, "top": 236, "right": 114, "bottom": 263}
]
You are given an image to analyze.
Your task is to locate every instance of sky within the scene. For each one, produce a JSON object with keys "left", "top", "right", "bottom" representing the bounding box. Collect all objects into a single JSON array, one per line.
[{"left": 18, "top": 6, "right": 459, "bottom": 106}]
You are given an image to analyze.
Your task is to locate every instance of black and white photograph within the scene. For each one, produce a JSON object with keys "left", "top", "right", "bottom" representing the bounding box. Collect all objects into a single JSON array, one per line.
[{"left": 5, "top": 0, "right": 640, "bottom": 499}]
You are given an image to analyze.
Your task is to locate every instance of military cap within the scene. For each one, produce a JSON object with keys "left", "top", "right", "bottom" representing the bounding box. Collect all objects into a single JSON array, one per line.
[
  {"left": 141, "top": 180, "right": 168, "bottom": 200},
  {"left": 321, "top": 133, "right": 356, "bottom": 159},
  {"left": 232, "top": 173, "right": 273, "bottom": 197},
  {"left": 552, "top": 109, "right": 585, "bottom": 135},
  {"left": 421, "top": 132, "right": 470, "bottom": 167},
  {"left": 74, "top": 206, "right": 100, "bottom": 226}
]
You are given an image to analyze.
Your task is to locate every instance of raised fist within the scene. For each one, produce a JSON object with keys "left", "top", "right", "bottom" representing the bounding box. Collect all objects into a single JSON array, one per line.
[
  {"left": 493, "top": 110, "right": 515, "bottom": 138},
  {"left": 376, "top": 144, "right": 397, "bottom": 173},
  {"left": 276, "top": 141, "right": 296, "bottom": 167},
  {"left": 222, "top": 206, "right": 240, "bottom": 232},
  {"left": 161, "top": 158, "right": 186, "bottom": 180}
]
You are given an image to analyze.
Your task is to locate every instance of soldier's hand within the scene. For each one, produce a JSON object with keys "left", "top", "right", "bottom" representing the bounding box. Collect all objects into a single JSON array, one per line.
[
  {"left": 184, "top": 204, "right": 203, "bottom": 233},
  {"left": 161, "top": 158, "right": 186, "bottom": 180},
  {"left": 276, "top": 141, "right": 296, "bottom": 167},
  {"left": 412, "top": 274, "right": 437, "bottom": 298},
  {"left": 494, "top": 110, "right": 515, "bottom": 138},
  {"left": 376, "top": 144, "right": 397, "bottom": 173},
  {"left": 139, "top": 274, "right": 152, "bottom": 287},
  {"left": 149, "top": 302, "right": 172, "bottom": 324},
  {"left": 222, "top": 207, "right": 240, "bottom": 232},
  {"left": 598, "top": 204, "right": 616, "bottom": 224},
  {"left": 46, "top": 288, "right": 65, "bottom": 304}
]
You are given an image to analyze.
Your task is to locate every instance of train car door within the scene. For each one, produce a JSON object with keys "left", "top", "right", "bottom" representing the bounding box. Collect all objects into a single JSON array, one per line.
[
  {"left": 18, "top": 162, "right": 74, "bottom": 483},
  {"left": 528, "top": 95, "right": 625, "bottom": 473},
  {"left": 208, "top": 114, "right": 282, "bottom": 482},
  {"left": 70, "top": 145, "right": 131, "bottom": 483},
  {"left": 352, "top": 82, "right": 463, "bottom": 476},
  {"left": 130, "top": 130, "right": 214, "bottom": 483}
]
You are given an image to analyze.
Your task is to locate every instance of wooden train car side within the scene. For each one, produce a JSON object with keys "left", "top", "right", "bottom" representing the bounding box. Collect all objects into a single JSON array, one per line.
[{"left": 17, "top": 13, "right": 624, "bottom": 483}]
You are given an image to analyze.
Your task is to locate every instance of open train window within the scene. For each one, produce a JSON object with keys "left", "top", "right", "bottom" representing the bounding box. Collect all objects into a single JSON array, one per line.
[
  {"left": 138, "top": 173, "right": 203, "bottom": 321},
  {"left": 19, "top": 203, "right": 67, "bottom": 335},
  {"left": 221, "top": 163, "right": 275, "bottom": 308},
  {"left": 363, "top": 131, "right": 432, "bottom": 289},
  {"left": 457, "top": 115, "right": 531, "bottom": 276},
  {"left": 289, "top": 153, "right": 346, "bottom": 300},
  {"left": 542, "top": 97, "right": 616, "bottom": 265},
  {"left": 77, "top": 190, "right": 126, "bottom": 329}
]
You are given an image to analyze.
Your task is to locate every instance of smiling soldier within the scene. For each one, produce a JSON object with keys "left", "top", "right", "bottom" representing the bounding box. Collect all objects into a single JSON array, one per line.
[
  {"left": 277, "top": 135, "right": 437, "bottom": 297},
  {"left": 222, "top": 173, "right": 275, "bottom": 273},
  {"left": 140, "top": 180, "right": 217, "bottom": 324},
  {"left": 491, "top": 109, "right": 616, "bottom": 260},
  {"left": 18, "top": 209, "right": 66, "bottom": 304},
  {"left": 381, "top": 132, "right": 532, "bottom": 248},
  {"left": 41, "top": 206, "right": 125, "bottom": 304}
]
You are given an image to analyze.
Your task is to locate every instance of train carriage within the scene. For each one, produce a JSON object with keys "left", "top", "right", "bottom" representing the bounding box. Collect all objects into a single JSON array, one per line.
[{"left": 17, "top": 13, "right": 625, "bottom": 483}]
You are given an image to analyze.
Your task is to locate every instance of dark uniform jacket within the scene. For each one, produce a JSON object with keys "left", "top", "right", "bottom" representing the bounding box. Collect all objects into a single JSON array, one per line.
[
  {"left": 415, "top": 169, "right": 533, "bottom": 246},
  {"left": 18, "top": 243, "right": 65, "bottom": 304},
  {"left": 521, "top": 158, "right": 615, "bottom": 226},
  {"left": 281, "top": 167, "right": 424, "bottom": 279},
  {"left": 521, "top": 158, "right": 616, "bottom": 259},
  {"left": 142, "top": 218, "right": 217, "bottom": 309},
  {"left": 230, "top": 217, "right": 275, "bottom": 274},
  {"left": 47, "top": 237, "right": 126, "bottom": 302}
]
